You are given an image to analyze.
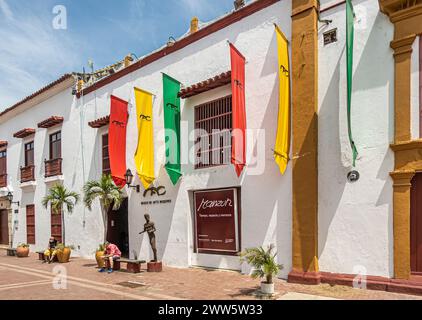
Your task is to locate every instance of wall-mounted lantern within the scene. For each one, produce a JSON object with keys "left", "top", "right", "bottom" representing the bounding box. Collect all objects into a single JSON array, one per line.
[
  {"left": 6, "top": 191, "right": 20, "bottom": 207},
  {"left": 124, "top": 169, "right": 140, "bottom": 193}
]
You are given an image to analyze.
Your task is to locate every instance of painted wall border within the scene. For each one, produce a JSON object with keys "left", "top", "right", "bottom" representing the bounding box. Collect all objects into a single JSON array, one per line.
[{"left": 289, "top": 0, "right": 320, "bottom": 284}]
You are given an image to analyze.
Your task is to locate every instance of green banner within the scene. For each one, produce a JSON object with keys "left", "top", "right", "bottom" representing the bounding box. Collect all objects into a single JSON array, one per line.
[
  {"left": 163, "top": 73, "right": 182, "bottom": 185},
  {"left": 346, "top": 0, "right": 358, "bottom": 167}
]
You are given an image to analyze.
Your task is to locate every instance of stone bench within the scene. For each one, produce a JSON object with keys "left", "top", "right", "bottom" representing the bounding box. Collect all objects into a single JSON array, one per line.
[{"left": 106, "top": 258, "right": 146, "bottom": 273}]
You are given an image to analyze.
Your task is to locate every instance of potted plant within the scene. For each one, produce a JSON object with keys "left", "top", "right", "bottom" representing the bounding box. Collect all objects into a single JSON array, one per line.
[
  {"left": 95, "top": 243, "right": 106, "bottom": 268},
  {"left": 83, "top": 174, "right": 123, "bottom": 243},
  {"left": 240, "top": 244, "right": 283, "bottom": 295},
  {"left": 55, "top": 243, "right": 75, "bottom": 263},
  {"left": 16, "top": 243, "right": 30, "bottom": 258},
  {"left": 42, "top": 183, "right": 80, "bottom": 263}
]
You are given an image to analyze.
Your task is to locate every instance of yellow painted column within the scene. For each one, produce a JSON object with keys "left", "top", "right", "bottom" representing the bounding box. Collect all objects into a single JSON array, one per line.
[
  {"left": 379, "top": 0, "right": 422, "bottom": 281},
  {"left": 390, "top": 171, "right": 415, "bottom": 279},
  {"left": 290, "top": 0, "right": 319, "bottom": 278},
  {"left": 390, "top": 35, "right": 416, "bottom": 143}
]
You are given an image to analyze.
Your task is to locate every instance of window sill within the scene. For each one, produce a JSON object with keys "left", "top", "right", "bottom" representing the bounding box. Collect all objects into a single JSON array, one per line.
[
  {"left": 20, "top": 181, "right": 37, "bottom": 190},
  {"left": 44, "top": 175, "right": 64, "bottom": 184}
]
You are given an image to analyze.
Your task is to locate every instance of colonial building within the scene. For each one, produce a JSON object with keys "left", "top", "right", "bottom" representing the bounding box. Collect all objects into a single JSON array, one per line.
[{"left": 0, "top": 0, "right": 422, "bottom": 293}]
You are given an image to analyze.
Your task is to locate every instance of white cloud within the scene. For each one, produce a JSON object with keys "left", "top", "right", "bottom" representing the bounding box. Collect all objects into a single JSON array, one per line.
[
  {"left": 0, "top": 0, "right": 13, "bottom": 20},
  {"left": 0, "top": 5, "right": 82, "bottom": 110},
  {"left": 179, "top": 0, "right": 217, "bottom": 15}
]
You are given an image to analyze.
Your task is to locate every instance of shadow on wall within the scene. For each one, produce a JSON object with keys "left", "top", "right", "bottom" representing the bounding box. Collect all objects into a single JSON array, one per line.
[
  {"left": 352, "top": 13, "right": 393, "bottom": 93},
  {"left": 220, "top": 80, "right": 291, "bottom": 277},
  {"left": 260, "top": 31, "right": 278, "bottom": 78},
  {"left": 318, "top": 10, "right": 395, "bottom": 272},
  {"left": 318, "top": 54, "right": 348, "bottom": 259},
  {"left": 136, "top": 165, "right": 180, "bottom": 262},
  {"left": 86, "top": 129, "right": 105, "bottom": 183}
]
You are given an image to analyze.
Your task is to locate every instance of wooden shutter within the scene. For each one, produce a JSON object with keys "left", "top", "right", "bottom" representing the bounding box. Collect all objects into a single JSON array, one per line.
[
  {"left": 49, "top": 131, "right": 61, "bottom": 160},
  {"left": 25, "top": 142, "right": 34, "bottom": 167},
  {"left": 26, "top": 205, "right": 35, "bottom": 245},
  {"left": 0, "top": 150, "right": 6, "bottom": 174},
  {"left": 102, "top": 134, "right": 111, "bottom": 175},
  {"left": 0, "top": 210, "right": 9, "bottom": 245},
  {"left": 51, "top": 206, "right": 62, "bottom": 243},
  {"left": 419, "top": 36, "right": 422, "bottom": 138}
]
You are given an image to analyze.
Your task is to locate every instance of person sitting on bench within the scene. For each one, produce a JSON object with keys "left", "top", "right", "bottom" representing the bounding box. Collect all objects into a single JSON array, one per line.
[
  {"left": 44, "top": 237, "right": 57, "bottom": 264},
  {"left": 99, "top": 242, "right": 121, "bottom": 273}
]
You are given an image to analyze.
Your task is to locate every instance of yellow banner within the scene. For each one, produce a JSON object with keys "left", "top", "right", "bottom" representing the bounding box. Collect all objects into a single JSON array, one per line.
[
  {"left": 274, "top": 25, "right": 290, "bottom": 175},
  {"left": 134, "top": 87, "right": 155, "bottom": 189}
]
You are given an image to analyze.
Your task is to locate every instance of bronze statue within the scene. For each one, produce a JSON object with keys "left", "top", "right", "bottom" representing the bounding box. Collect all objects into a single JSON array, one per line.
[{"left": 139, "top": 213, "right": 158, "bottom": 262}]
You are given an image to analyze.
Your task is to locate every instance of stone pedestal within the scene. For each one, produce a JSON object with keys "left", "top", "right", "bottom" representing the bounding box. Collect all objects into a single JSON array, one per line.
[
  {"left": 147, "top": 261, "right": 163, "bottom": 272},
  {"left": 106, "top": 260, "right": 121, "bottom": 271}
]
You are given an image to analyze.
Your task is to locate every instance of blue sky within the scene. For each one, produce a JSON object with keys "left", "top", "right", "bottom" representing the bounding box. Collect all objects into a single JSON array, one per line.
[{"left": 0, "top": 0, "right": 237, "bottom": 111}]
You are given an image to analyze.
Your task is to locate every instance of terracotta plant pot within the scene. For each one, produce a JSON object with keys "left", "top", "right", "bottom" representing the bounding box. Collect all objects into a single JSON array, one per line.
[
  {"left": 56, "top": 247, "right": 71, "bottom": 263},
  {"left": 95, "top": 250, "right": 105, "bottom": 268},
  {"left": 16, "top": 246, "right": 30, "bottom": 258}
]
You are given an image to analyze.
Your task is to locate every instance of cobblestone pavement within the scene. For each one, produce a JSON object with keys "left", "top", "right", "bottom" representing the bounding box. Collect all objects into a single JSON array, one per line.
[{"left": 0, "top": 251, "right": 421, "bottom": 300}]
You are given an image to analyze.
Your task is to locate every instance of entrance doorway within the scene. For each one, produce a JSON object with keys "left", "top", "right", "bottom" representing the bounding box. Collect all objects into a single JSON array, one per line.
[
  {"left": 107, "top": 198, "right": 129, "bottom": 258},
  {"left": 411, "top": 173, "right": 422, "bottom": 274},
  {"left": 0, "top": 209, "right": 9, "bottom": 245}
]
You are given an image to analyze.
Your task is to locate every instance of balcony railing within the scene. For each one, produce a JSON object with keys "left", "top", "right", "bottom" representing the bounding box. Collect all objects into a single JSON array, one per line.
[
  {"left": 20, "top": 165, "right": 35, "bottom": 183},
  {"left": 45, "top": 158, "right": 62, "bottom": 178},
  {"left": 0, "top": 174, "right": 6, "bottom": 188}
]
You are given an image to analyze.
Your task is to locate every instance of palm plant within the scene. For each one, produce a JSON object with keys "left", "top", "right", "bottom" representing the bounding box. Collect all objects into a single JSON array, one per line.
[
  {"left": 42, "top": 184, "right": 80, "bottom": 246},
  {"left": 240, "top": 244, "right": 283, "bottom": 284},
  {"left": 83, "top": 174, "right": 123, "bottom": 242}
]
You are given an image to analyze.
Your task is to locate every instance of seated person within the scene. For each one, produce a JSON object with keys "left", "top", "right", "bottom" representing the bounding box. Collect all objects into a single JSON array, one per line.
[
  {"left": 99, "top": 242, "right": 122, "bottom": 273},
  {"left": 44, "top": 237, "right": 57, "bottom": 264}
]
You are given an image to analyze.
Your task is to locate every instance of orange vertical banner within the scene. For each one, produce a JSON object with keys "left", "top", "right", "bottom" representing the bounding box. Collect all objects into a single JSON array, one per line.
[
  {"left": 109, "top": 95, "right": 128, "bottom": 189},
  {"left": 230, "top": 43, "right": 246, "bottom": 177}
]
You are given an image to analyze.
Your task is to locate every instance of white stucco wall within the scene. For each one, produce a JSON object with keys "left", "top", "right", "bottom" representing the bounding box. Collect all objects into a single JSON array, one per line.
[
  {"left": 411, "top": 36, "right": 420, "bottom": 140},
  {"left": 0, "top": 0, "right": 293, "bottom": 278},
  {"left": 0, "top": 88, "right": 108, "bottom": 258},
  {"left": 318, "top": 0, "right": 395, "bottom": 277}
]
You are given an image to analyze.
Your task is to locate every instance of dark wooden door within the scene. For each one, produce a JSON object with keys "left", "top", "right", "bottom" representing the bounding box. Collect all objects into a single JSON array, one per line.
[
  {"left": 26, "top": 205, "right": 35, "bottom": 244},
  {"left": 411, "top": 173, "right": 422, "bottom": 274},
  {"left": 107, "top": 198, "right": 129, "bottom": 257},
  {"left": 51, "top": 207, "right": 62, "bottom": 243},
  {"left": 0, "top": 210, "right": 9, "bottom": 245}
]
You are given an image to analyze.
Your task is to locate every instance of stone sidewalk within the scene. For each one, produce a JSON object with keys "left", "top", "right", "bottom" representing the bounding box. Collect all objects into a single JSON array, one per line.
[{"left": 0, "top": 251, "right": 421, "bottom": 300}]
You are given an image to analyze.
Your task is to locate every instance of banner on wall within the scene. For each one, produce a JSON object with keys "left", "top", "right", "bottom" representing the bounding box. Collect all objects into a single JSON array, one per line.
[
  {"left": 194, "top": 188, "right": 239, "bottom": 254},
  {"left": 273, "top": 24, "right": 291, "bottom": 175},
  {"left": 346, "top": 0, "right": 358, "bottom": 167},
  {"left": 162, "top": 73, "right": 182, "bottom": 186},
  {"left": 134, "top": 87, "right": 156, "bottom": 189},
  {"left": 229, "top": 43, "right": 247, "bottom": 177},
  {"left": 109, "top": 95, "right": 128, "bottom": 189}
]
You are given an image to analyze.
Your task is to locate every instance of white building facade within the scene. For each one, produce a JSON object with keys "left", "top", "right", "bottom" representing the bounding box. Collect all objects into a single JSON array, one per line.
[{"left": 0, "top": 0, "right": 422, "bottom": 291}]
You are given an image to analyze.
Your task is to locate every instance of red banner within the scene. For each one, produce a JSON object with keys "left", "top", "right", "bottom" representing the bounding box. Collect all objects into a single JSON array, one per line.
[
  {"left": 230, "top": 43, "right": 246, "bottom": 177},
  {"left": 109, "top": 95, "right": 128, "bottom": 189},
  {"left": 194, "top": 189, "right": 239, "bottom": 254}
]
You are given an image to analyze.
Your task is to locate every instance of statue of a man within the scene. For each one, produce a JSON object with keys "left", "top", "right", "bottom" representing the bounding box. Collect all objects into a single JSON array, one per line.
[{"left": 139, "top": 213, "right": 158, "bottom": 262}]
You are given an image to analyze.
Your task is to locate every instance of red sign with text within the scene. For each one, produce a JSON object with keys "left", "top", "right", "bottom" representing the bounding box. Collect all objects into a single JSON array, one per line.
[{"left": 194, "top": 189, "right": 238, "bottom": 254}]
